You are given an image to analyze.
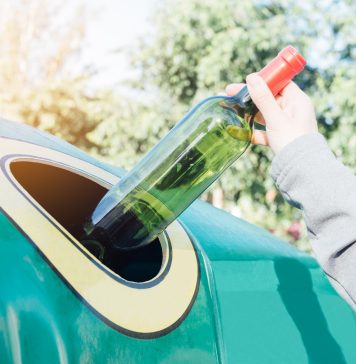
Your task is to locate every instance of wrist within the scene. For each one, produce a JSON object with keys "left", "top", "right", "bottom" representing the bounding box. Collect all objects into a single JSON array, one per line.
[
  {"left": 270, "top": 132, "right": 328, "bottom": 185},
  {"left": 270, "top": 132, "right": 309, "bottom": 155}
]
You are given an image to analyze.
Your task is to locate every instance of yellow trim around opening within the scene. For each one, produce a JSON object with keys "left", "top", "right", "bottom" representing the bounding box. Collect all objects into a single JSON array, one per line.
[{"left": 0, "top": 138, "right": 199, "bottom": 336}]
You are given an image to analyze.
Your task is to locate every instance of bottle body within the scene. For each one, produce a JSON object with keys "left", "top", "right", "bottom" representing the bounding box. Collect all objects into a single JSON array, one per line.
[
  {"left": 84, "top": 87, "right": 255, "bottom": 253},
  {"left": 83, "top": 45, "right": 307, "bottom": 256}
]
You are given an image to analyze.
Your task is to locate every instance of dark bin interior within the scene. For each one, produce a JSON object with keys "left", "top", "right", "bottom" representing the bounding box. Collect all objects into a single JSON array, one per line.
[{"left": 10, "top": 160, "right": 163, "bottom": 283}]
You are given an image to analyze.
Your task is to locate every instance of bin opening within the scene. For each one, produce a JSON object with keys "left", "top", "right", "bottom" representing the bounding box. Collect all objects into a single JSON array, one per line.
[{"left": 10, "top": 160, "right": 163, "bottom": 283}]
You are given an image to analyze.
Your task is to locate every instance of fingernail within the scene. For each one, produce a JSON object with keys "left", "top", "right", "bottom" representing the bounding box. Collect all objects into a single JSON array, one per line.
[{"left": 247, "top": 73, "right": 263, "bottom": 88}]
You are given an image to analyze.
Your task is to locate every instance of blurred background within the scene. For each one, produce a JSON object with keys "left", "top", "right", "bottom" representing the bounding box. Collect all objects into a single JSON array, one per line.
[{"left": 0, "top": 0, "right": 355, "bottom": 251}]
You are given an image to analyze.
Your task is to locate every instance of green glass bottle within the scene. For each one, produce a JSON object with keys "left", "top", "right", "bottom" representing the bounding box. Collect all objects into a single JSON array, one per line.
[{"left": 83, "top": 46, "right": 306, "bottom": 257}]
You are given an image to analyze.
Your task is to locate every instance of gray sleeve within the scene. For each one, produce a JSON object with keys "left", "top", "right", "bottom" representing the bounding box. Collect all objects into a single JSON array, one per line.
[{"left": 270, "top": 132, "right": 356, "bottom": 309}]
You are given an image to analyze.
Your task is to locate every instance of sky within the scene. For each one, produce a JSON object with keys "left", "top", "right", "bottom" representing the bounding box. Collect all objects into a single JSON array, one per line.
[
  {"left": 79, "top": 0, "right": 158, "bottom": 88},
  {"left": 75, "top": 0, "right": 328, "bottom": 90},
  {"left": 0, "top": 0, "right": 334, "bottom": 90}
]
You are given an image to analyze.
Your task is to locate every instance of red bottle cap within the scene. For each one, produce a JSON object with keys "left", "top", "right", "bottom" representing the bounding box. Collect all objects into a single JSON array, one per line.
[{"left": 258, "top": 45, "right": 306, "bottom": 96}]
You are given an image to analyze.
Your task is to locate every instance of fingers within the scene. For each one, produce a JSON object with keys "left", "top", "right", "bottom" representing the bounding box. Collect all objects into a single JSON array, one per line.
[
  {"left": 246, "top": 73, "right": 284, "bottom": 123},
  {"left": 225, "top": 78, "right": 285, "bottom": 128},
  {"left": 225, "top": 83, "right": 245, "bottom": 96},
  {"left": 279, "top": 81, "right": 301, "bottom": 97},
  {"left": 251, "top": 130, "right": 268, "bottom": 146},
  {"left": 225, "top": 83, "right": 265, "bottom": 125}
]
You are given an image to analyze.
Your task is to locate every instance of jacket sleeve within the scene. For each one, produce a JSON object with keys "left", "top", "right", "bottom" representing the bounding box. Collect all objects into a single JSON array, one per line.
[{"left": 270, "top": 132, "right": 356, "bottom": 309}]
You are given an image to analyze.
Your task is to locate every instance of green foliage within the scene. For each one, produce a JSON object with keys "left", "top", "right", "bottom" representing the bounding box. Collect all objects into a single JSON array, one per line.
[
  {"left": 17, "top": 80, "right": 99, "bottom": 149},
  {"left": 1, "top": 0, "right": 355, "bottom": 250},
  {"left": 0, "top": 0, "right": 97, "bottom": 150},
  {"left": 86, "top": 93, "right": 182, "bottom": 169},
  {"left": 129, "top": 0, "right": 355, "bottom": 249}
]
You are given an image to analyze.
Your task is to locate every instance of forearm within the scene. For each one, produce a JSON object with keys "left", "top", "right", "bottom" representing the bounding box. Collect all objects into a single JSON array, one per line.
[{"left": 270, "top": 132, "right": 356, "bottom": 309}]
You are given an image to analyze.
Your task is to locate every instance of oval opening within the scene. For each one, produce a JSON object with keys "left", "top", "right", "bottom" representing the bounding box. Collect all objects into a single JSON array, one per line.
[{"left": 10, "top": 160, "right": 164, "bottom": 283}]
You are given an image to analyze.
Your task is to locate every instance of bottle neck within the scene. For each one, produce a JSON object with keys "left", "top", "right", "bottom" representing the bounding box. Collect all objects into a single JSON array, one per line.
[
  {"left": 234, "top": 85, "right": 253, "bottom": 106},
  {"left": 232, "top": 85, "right": 258, "bottom": 119}
]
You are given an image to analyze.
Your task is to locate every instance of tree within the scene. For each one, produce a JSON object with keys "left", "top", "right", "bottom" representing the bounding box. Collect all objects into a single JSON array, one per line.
[
  {"left": 0, "top": 0, "right": 101, "bottom": 149},
  {"left": 0, "top": 0, "right": 164, "bottom": 167},
  {"left": 130, "top": 0, "right": 356, "bottom": 248},
  {"left": 1, "top": 0, "right": 354, "bottom": 249}
]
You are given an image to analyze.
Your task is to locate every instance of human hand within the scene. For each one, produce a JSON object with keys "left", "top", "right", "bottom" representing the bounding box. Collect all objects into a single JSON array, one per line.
[{"left": 226, "top": 73, "right": 318, "bottom": 154}]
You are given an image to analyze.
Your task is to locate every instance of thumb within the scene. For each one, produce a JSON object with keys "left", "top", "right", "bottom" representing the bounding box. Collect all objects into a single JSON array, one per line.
[{"left": 246, "top": 73, "right": 283, "bottom": 124}]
